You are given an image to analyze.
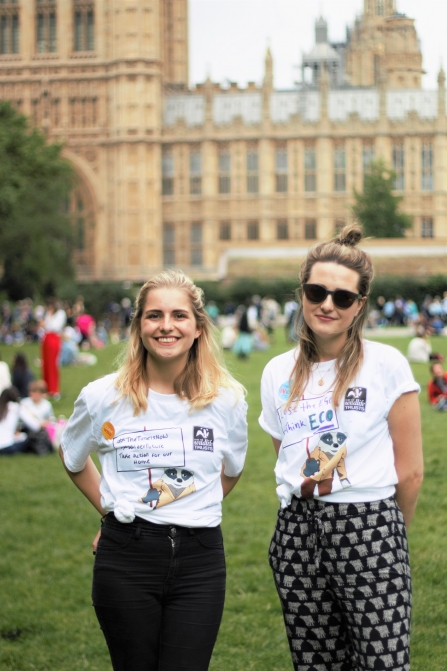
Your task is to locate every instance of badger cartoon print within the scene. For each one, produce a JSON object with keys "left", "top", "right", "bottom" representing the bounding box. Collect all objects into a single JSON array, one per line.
[
  {"left": 300, "top": 431, "right": 351, "bottom": 498},
  {"left": 139, "top": 468, "right": 196, "bottom": 509}
]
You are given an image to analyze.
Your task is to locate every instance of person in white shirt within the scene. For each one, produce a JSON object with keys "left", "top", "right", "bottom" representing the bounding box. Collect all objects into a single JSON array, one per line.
[
  {"left": 20, "top": 380, "right": 56, "bottom": 454},
  {"left": 259, "top": 224, "right": 423, "bottom": 671},
  {"left": 0, "top": 354, "right": 11, "bottom": 394},
  {"left": 41, "top": 298, "right": 66, "bottom": 399},
  {"left": 0, "top": 387, "right": 41, "bottom": 455},
  {"left": 60, "top": 270, "right": 248, "bottom": 671}
]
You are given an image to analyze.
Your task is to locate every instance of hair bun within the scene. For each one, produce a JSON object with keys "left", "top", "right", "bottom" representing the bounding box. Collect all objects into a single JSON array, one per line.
[{"left": 336, "top": 223, "right": 363, "bottom": 247}]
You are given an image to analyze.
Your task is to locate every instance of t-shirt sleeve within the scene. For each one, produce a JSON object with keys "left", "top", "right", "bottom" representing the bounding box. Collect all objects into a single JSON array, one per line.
[
  {"left": 259, "top": 362, "right": 283, "bottom": 440},
  {"left": 223, "top": 398, "right": 248, "bottom": 477},
  {"left": 383, "top": 349, "right": 421, "bottom": 414},
  {"left": 60, "top": 388, "right": 98, "bottom": 472}
]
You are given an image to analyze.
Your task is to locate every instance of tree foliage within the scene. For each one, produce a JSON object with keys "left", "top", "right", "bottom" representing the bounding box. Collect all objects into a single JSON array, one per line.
[
  {"left": 352, "top": 159, "right": 412, "bottom": 238},
  {"left": 0, "top": 101, "right": 75, "bottom": 300}
]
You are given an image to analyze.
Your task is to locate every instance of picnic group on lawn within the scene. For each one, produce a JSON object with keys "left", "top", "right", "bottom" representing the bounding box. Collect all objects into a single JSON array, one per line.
[{"left": 57, "top": 223, "right": 424, "bottom": 671}]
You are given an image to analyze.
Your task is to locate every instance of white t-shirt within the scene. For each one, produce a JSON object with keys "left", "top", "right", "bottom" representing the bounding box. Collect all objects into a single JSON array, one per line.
[
  {"left": 44, "top": 309, "right": 67, "bottom": 334},
  {"left": 0, "top": 402, "right": 41, "bottom": 449},
  {"left": 259, "top": 340, "right": 420, "bottom": 507},
  {"left": 20, "top": 397, "right": 54, "bottom": 422},
  {"left": 61, "top": 374, "right": 248, "bottom": 527},
  {"left": 407, "top": 336, "right": 431, "bottom": 363},
  {"left": 0, "top": 361, "right": 11, "bottom": 394}
]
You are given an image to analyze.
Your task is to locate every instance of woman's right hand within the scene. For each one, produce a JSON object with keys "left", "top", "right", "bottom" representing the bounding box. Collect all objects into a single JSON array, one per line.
[{"left": 92, "top": 528, "right": 101, "bottom": 554}]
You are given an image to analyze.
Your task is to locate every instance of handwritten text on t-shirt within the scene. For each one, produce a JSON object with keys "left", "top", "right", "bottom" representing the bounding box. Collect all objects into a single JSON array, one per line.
[
  {"left": 277, "top": 391, "right": 339, "bottom": 449},
  {"left": 114, "top": 427, "right": 185, "bottom": 472}
]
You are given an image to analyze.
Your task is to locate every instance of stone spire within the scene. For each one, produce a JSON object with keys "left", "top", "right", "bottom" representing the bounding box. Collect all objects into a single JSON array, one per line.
[
  {"left": 264, "top": 46, "right": 273, "bottom": 89},
  {"left": 438, "top": 66, "right": 445, "bottom": 117}
]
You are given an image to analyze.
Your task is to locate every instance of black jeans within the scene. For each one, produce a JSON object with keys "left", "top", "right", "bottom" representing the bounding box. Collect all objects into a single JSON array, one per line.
[{"left": 92, "top": 513, "right": 226, "bottom": 671}]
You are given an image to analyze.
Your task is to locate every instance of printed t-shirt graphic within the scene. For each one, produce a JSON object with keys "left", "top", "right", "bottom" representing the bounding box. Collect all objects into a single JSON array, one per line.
[
  {"left": 112, "top": 426, "right": 196, "bottom": 509},
  {"left": 277, "top": 389, "right": 351, "bottom": 498},
  {"left": 139, "top": 467, "right": 196, "bottom": 509}
]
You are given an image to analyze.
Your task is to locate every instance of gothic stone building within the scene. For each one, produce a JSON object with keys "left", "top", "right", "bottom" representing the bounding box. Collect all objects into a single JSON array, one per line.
[{"left": 0, "top": 0, "right": 446, "bottom": 281}]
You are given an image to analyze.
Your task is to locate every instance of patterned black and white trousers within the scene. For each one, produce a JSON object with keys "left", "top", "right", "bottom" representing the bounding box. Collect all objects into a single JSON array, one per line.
[{"left": 269, "top": 496, "right": 411, "bottom": 671}]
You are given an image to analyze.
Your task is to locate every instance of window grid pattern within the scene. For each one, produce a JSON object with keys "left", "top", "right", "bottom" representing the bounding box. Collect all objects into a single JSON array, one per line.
[
  {"left": 275, "top": 147, "right": 288, "bottom": 193},
  {"left": 218, "top": 150, "right": 231, "bottom": 194},
  {"left": 219, "top": 221, "right": 231, "bottom": 241},
  {"left": 36, "top": 0, "right": 56, "bottom": 53},
  {"left": 305, "top": 219, "right": 317, "bottom": 239},
  {"left": 0, "top": 1, "right": 19, "bottom": 55},
  {"left": 334, "top": 146, "right": 346, "bottom": 192},
  {"left": 421, "top": 142, "right": 434, "bottom": 192},
  {"left": 162, "top": 151, "right": 174, "bottom": 196},
  {"left": 163, "top": 223, "right": 175, "bottom": 266},
  {"left": 68, "top": 96, "right": 97, "bottom": 127},
  {"left": 190, "top": 221, "right": 203, "bottom": 266},
  {"left": 247, "top": 220, "right": 259, "bottom": 240},
  {"left": 363, "top": 144, "right": 374, "bottom": 185},
  {"left": 334, "top": 219, "right": 346, "bottom": 235},
  {"left": 277, "top": 219, "right": 289, "bottom": 240},
  {"left": 74, "top": 0, "right": 94, "bottom": 52},
  {"left": 393, "top": 143, "right": 405, "bottom": 191},
  {"left": 421, "top": 217, "right": 434, "bottom": 238},
  {"left": 247, "top": 148, "right": 259, "bottom": 194},
  {"left": 304, "top": 147, "right": 316, "bottom": 192},
  {"left": 189, "top": 149, "right": 202, "bottom": 195}
]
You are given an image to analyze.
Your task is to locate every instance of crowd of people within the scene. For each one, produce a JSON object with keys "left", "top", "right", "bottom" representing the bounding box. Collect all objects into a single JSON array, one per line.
[
  {"left": 0, "top": 296, "right": 133, "bottom": 349},
  {"left": 367, "top": 291, "right": 447, "bottom": 334},
  {"left": 1, "top": 290, "right": 447, "bottom": 353}
]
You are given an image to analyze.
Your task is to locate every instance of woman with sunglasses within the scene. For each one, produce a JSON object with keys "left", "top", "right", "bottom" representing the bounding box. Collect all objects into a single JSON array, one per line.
[{"left": 259, "top": 224, "right": 423, "bottom": 671}]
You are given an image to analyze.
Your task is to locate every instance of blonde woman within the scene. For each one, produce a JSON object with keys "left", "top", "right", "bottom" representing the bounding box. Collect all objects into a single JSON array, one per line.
[
  {"left": 60, "top": 270, "right": 248, "bottom": 671},
  {"left": 259, "top": 225, "right": 423, "bottom": 671}
]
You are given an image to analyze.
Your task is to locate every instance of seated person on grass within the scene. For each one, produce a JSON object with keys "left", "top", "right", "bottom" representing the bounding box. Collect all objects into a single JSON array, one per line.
[
  {"left": 428, "top": 362, "right": 447, "bottom": 411},
  {"left": 20, "top": 380, "right": 55, "bottom": 454}
]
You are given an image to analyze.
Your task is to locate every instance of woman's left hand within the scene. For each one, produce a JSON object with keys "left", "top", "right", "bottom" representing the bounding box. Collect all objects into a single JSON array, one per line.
[{"left": 92, "top": 528, "right": 101, "bottom": 554}]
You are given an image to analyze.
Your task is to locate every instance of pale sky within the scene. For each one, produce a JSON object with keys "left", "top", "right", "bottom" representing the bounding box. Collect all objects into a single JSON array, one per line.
[{"left": 189, "top": 0, "right": 447, "bottom": 91}]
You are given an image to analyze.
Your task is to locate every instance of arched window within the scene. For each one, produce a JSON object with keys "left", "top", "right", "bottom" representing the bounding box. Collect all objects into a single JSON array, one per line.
[
  {"left": 67, "top": 180, "right": 95, "bottom": 274},
  {"left": 36, "top": 0, "right": 56, "bottom": 53},
  {"left": 74, "top": 0, "right": 94, "bottom": 52},
  {"left": 0, "top": 0, "right": 20, "bottom": 55},
  {"left": 377, "top": 0, "right": 384, "bottom": 16}
]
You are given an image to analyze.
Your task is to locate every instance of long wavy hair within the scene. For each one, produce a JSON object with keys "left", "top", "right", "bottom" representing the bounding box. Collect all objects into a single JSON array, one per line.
[
  {"left": 114, "top": 270, "right": 245, "bottom": 414},
  {"left": 286, "top": 223, "right": 374, "bottom": 410}
]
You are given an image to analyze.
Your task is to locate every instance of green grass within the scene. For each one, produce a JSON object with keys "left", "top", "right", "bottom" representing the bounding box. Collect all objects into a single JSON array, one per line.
[{"left": 0, "top": 332, "right": 446, "bottom": 670}]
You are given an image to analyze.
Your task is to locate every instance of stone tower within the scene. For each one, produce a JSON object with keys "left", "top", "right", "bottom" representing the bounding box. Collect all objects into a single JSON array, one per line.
[
  {"left": 346, "top": 0, "right": 424, "bottom": 88},
  {"left": 0, "top": 0, "right": 189, "bottom": 281}
]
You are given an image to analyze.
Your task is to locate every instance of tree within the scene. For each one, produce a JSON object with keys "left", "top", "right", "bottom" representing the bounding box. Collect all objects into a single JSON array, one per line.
[
  {"left": 352, "top": 159, "right": 412, "bottom": 238},
  {"left": 0, "top": 101, "right": 74, "bottom": 300}
]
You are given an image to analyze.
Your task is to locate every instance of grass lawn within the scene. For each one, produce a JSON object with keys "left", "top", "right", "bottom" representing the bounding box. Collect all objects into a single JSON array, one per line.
[{"left": 0, "top": 331, "right": 446, "bottom": 671}]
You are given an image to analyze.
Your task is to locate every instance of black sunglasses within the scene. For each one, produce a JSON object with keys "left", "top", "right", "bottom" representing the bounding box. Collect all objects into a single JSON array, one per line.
[{"left": 303, "top": 283, "right": 363, "bottom": 310}]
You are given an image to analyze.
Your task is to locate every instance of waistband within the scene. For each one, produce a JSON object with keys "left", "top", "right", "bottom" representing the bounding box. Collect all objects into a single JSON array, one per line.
[
  {"left": 103, "top": 511, "right": 218, "bottom": 537},
  {"left": 289, "top": 495, "right": 397, "bottom": 518}
]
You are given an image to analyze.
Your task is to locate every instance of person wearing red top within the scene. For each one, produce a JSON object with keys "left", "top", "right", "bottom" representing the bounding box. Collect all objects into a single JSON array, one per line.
[{"left": 428, "top": 362, "right": 447, "bottom": 410}]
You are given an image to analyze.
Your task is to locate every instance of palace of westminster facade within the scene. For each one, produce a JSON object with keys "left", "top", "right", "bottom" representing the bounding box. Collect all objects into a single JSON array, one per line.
[{"left": 0, "top": 0, "right": 446, "bottom": 281}]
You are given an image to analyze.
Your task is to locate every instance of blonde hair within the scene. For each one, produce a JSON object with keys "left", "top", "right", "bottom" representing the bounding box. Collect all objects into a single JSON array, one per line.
[
  {"left": 286, "top": 223, "right": 374, "bottom": 409},
  {"left": 114, "top": 270, "right": 245, "bottom": 414}
]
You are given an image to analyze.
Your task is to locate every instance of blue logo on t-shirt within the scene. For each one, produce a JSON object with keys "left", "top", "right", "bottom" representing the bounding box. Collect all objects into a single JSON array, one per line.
[{"left": 278, "top": 381, "right": 290, "bottom": 401}]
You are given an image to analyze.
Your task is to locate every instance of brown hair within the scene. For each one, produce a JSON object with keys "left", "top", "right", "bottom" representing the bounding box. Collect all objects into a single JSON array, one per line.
[
  {"left": 286, "top": 223, "right": 374, "bottom": 409},
  {"left": 0, "top": 387, "right": 19, "bottom": 421},
  {"left": 29, "top": 380, "right": 48, "bottom": 394},
  {"left": 114, "top": 270, "right": 245, "bottom": 415}
]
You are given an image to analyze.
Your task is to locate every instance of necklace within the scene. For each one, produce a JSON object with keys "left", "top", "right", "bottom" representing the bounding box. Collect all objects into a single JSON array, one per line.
[{"left": 314, "top": 361, "right": 336, "bottom": 388}]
